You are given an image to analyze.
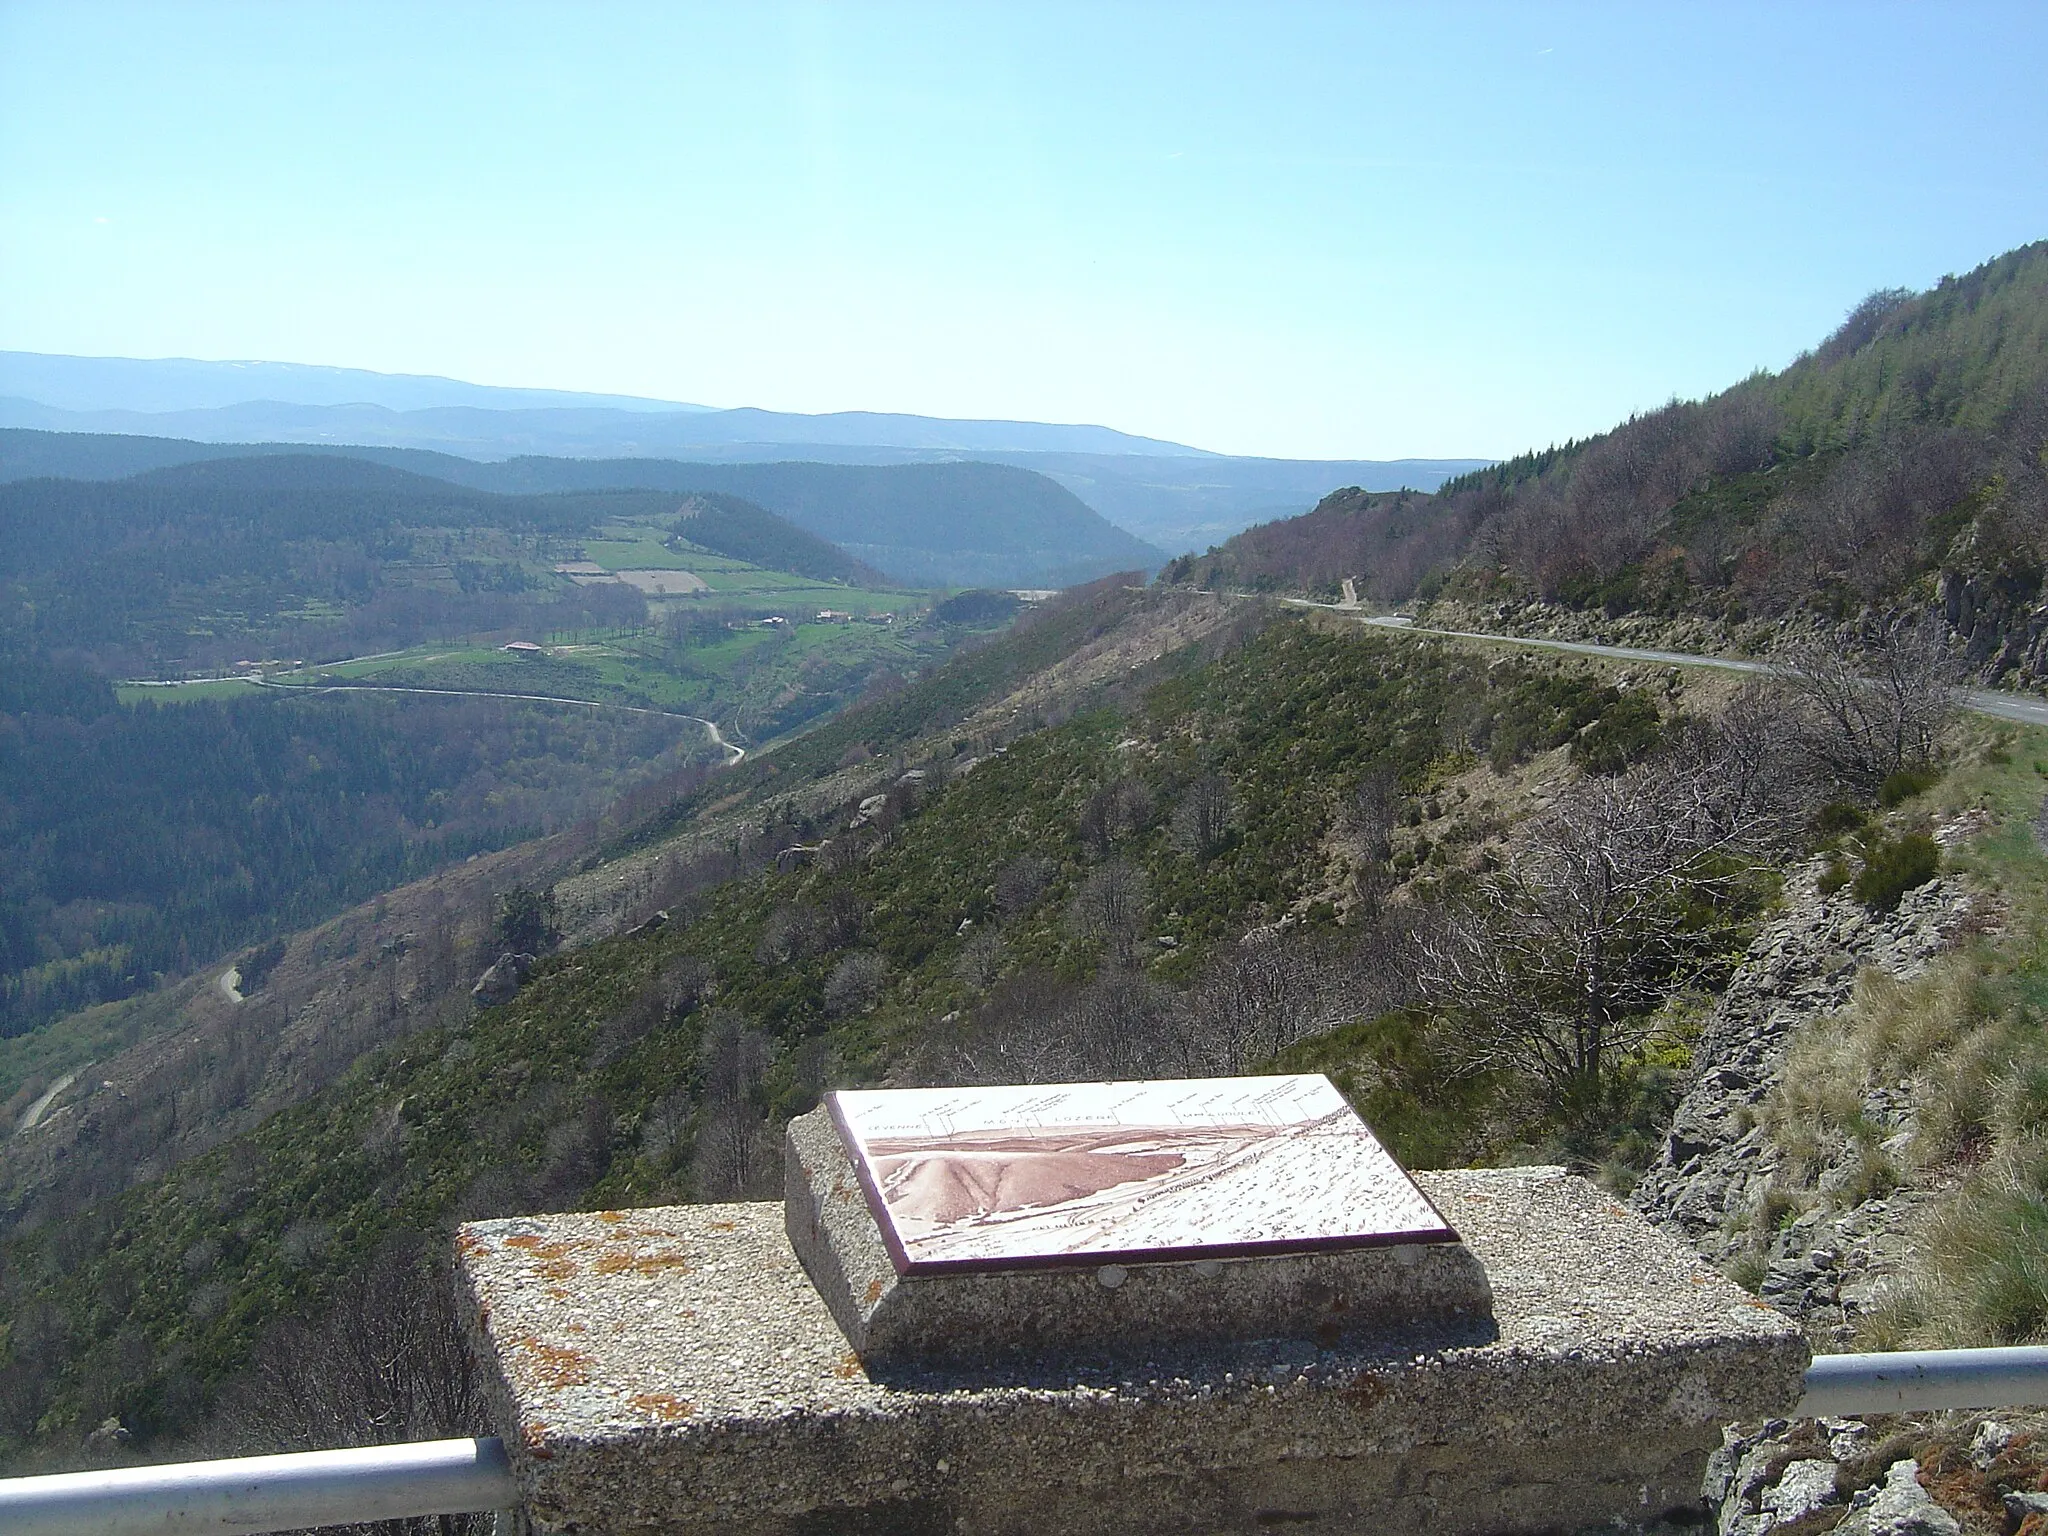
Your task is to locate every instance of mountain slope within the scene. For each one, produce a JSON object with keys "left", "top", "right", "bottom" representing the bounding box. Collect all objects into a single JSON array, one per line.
[
  {"left": 0, "top": 426, "right": 1485, "bottom": 561},
  {"left": 0, "top": 590, "right": 1713, "bottom": 1460},
  {"left": 1172, "top": 238, "right": 2048, "bottom": 677},
  {"left": 0, "top": 431, "right": 1166, "bottom": 588},
  {"left": 447, "top": 457, "right": 1168, "bottom": 586},
  {"left": 670, "top": 491, "right": 888, "bottom": 586}
]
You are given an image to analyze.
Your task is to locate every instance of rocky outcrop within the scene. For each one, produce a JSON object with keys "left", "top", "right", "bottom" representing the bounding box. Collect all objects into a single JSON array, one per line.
[
  {"left": 471, "top": 951, "right": 536, "bottom": 1008},
  {"left": 1631, "top": 862, "right": 1972, "bottom": 1333},
  {"left": 1936, "top": 566, "right": 2048, "bottom": 687},
  {"left": 1708, "top": 1425, "right": 1966, "bottom": 1535},
  {"left": 1690, "top": 1414, "right": 2048, "bottom": 1536},
  {"left": 1424, "top": 582, "right": 2048, "bottom": 689}
]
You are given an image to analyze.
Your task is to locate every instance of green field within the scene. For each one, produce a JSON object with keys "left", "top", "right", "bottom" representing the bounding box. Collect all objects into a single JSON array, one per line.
[
  {"left": 115, "top": 677, "right": 266, "bottom": 704},
  {"left": 575, "top": 530, "right": 915, "bottom": 611},
  {"left": 170, "top": 603, "right": 959, "bottom": 746},
  {"left": 105, "top": 507, "right": 988, "bottom": 745}
]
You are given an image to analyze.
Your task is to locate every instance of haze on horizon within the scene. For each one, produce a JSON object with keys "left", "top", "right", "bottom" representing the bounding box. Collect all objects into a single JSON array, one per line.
[{"left": 1, "top": 1, "right": 2044, "bottom": 462}]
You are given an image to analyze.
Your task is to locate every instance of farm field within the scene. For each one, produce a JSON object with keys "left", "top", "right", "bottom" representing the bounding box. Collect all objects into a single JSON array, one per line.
[
  {"left": 115, "top": 677, "right": 265, "bottom": 704},
  {"left": 118, "top": 581, "right": 1014, "bottom": 750},
  {"left": 572, "top": 530, "right": 916, "bottom": 612}
]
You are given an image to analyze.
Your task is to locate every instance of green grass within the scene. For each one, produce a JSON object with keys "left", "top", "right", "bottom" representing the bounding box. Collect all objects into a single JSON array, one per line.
[
  {"left": 578, "top": 529, "right": 702, "bottom": 570},
  {"left": 114, "top": 678, "right": 264, "bottom": 704},
  {"left": 0, "top": 988, "right": 185, "bottom": 1112},
  {"left": 573, "top": 530, "right": 921, "bottom": 610},
  {"left": 1760, "top": 719, "right": 2048, "bottom": 1346}
]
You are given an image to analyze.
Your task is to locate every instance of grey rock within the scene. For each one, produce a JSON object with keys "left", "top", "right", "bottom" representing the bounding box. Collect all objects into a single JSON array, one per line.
[
  {"left": 470, "top": 950, "right": 536, "bottom": 1007},
  {"left": 1826, "top": 1417, "right": 1871, "bottom": 1460},
  {"left": 1971, "top": 1417, "right": 2016, "bottom": 1469},
  {"left": 2005, "top": 1490, "right": 2048, "bottom": 1519},
  {"left": 622, "top": 909, "right": 669, "bottom": 940},
  {"left": 1835, "top": 1460, "right": 1961, "bottom": 1536},
  {"left": 1632, "top": 858, "right": 1971, "bottom": 1307},
  {"left": 83, "top": 1415, "right": 131, "bottom": 1452},
  {"left": 1765, "top": 1459, "right": 1841, "bottom": 1525}
]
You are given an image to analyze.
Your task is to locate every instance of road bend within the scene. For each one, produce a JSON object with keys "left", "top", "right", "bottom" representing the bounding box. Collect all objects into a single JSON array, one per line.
[
  {"left": 1305, "top": 607, "right": 2048, "bottom": 730},
  {"left": 246, "top": 677, "right": 747, "bottom": 763}
]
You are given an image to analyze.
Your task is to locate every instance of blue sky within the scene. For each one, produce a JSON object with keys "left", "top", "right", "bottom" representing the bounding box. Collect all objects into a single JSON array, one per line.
[{"left": 2, "top": 2, "right": 2044, "bottom": 459}]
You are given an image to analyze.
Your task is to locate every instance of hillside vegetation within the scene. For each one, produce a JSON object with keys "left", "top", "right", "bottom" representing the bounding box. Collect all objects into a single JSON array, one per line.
[
  {"left": 1171, "top": 240, "right": 2048, "bottom": 678},
  {"left": 0, "top": 453, "right": 898, "bottom": 673},
  {"left": 3, "top": 577, "right": 1859, "bottom": 1464},
  {"left": 0, "top": 653, "right": 716, "bottom": 1038},
  {"left": 0, "top": 432, "right": 1168, "bottom": 590}
]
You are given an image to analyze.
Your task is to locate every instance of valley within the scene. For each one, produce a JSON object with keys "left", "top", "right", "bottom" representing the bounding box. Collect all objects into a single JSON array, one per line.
[{"left": 2, "top": 238, "right": 2047, "bottom": 1536}]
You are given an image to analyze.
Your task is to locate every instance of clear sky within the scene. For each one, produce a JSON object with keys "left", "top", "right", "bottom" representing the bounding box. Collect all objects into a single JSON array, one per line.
[{"left": 2, "top": 2, "right": 2044, "bottom": 460}]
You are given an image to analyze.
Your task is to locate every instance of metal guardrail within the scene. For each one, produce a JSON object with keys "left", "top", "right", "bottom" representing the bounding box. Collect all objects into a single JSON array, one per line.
[
  {"left": 0, "top": 1434, "right": 516, "bottom": 1536},
  {"left": 1799, "top": 1346, "right": 2048, "bottom": 1418},
  {"left": 8, "top": 1351, "right": 2048, "bottom": 1535}
]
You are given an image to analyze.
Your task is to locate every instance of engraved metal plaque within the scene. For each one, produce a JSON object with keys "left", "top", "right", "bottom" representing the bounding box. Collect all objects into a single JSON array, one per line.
[{"left": 827, "top": 1074, "right": 1456, "bottom": 1275}]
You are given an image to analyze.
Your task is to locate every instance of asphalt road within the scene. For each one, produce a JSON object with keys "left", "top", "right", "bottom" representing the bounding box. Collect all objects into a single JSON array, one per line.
[
  {"left": 1335, "top": 610, "right": 2048, "bottom": 730},
  {"left": 248, "top": 677, "right": 747, "bottom": 762}
]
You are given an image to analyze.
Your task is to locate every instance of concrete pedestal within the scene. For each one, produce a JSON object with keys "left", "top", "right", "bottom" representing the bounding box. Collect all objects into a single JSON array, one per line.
[{"left": 458, "top": 1168, "right": 1805, "bottom": 1536}]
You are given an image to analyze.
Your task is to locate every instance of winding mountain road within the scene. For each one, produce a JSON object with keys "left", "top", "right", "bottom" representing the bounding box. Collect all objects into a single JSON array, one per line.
[
  {"left": 1318, "top": 608, "right": 2048, "bottom": 730},
  {"left": 250, "top": 678, "right": 748, "bottom": 763}
]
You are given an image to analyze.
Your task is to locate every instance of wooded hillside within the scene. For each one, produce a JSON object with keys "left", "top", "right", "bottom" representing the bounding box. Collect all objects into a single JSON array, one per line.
[{"left": 1171, "top": 240, "right": 2048, "bottom": 669}]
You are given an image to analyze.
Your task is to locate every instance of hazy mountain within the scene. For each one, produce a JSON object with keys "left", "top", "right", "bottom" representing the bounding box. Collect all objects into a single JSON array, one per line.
[
  {"left": 0, "top": 354, "right": 1210, "bottom": 457},
  {"left": 969, "top": 450, "right": 1491, "bottom": 552},
  {"left": 0, "top": 351, "right": 710, "bottom": 415},
  {"left": 0, "top": 352, "right": 1493, "bottom": 553}
]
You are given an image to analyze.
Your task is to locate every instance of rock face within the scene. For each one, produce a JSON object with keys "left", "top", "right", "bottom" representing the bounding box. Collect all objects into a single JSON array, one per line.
[
  {"left": 470, "top": 950, "right": 536, "bottom": 1008},
  {"left": 1628, "top": 838, "right": 1988, "bottom": 1532},
  {"left": 1630, "top": 862, "right": 1971, "bottom": 1334},
  {"left": 1707, "top": 1423, "right": 1969, "bottom": 1536}
]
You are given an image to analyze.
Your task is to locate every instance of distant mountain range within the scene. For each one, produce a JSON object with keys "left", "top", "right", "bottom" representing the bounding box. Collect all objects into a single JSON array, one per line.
[{"left": 0, "top": 353, "right": 1489, "bottom": 554}]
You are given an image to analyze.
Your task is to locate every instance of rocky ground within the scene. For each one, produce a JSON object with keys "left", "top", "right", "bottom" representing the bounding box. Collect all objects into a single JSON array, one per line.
[
  {"left": 1616, "top": 824, "right": 2039, "bottom": 1533},
  {"left": 1631, "top": 859, "right": 1974, "bottom": 1340}
]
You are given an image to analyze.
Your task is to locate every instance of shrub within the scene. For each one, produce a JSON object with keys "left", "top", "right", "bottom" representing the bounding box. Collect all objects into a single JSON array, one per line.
[
  {"left": 1878, "top": 766, "right": 1940, "bottom": 808},
  {"left": 1569, "top": 690, "right": 1665, "bottom": 775},
  {"left": 1852, "top": 832, "right": 1940, "bottom": 913},
  {"left": 1818, "top": 857, "right": 1852, "bottom": 896},
  {"left": 1726, "top": 1250, "right": 1769, "bottom": 1294},
  {"left": 1814, "top": 801, "right": 1868, "bottom": 837}
]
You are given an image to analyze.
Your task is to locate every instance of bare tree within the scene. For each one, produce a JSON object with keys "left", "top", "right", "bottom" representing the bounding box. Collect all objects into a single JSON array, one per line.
[
  {"left": 952, "top": 928, "right": 1005, "bottom": 989},
  {"left": 203, "top": 1237, "right": 489, "bottom": 1535},
  {"left": 1168, "top": 932, "right": 1336, "bottom": 1074},
  {"left": 1169, "top": 774, "right": 1236, "bottom": 859},
  {"left": 1079, "top": 776, "right": 1154, "bottom": 856},
  {"left": 1067, "top": 861, "right": 1150, "bottom": 968},
  {"left": 1777, "top": 623, "right": 1958, "bottom": 796},
  {"left": 693, "top": 1010, "right": 777, "bottom": 1198},
  {"left": 1421, "top": 746, "right": 1782, "bottom": 1093},
  {"left": 822, "top": 950, "right": 886, "bottom": 1018},
  {"left": 994, "top": 854, "right": 1056, "bottom": 920}
]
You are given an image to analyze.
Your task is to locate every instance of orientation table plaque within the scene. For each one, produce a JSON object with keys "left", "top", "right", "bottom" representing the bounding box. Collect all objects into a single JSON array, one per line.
[{"left": 828, "top": 1075, "right": 1458, "bottom": 1274}]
